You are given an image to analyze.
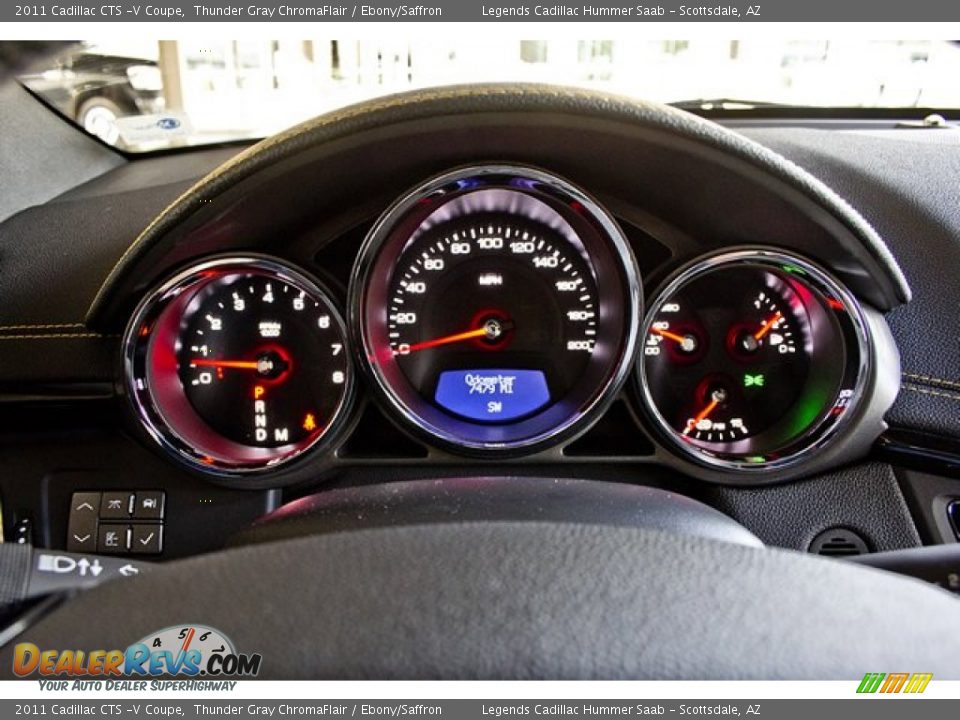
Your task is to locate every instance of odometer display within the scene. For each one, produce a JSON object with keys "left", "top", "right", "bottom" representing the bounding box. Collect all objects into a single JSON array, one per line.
[
  {"left": 125, "top": 257, "right": 353, "bottom": 475},
  {"left": 352, "top": 166, "right": 641, "bottom": 453}
]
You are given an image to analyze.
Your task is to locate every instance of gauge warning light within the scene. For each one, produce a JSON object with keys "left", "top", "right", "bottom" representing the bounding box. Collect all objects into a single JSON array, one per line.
[{"left": 303, "top": 413, "right": 317, "bottom": 431}]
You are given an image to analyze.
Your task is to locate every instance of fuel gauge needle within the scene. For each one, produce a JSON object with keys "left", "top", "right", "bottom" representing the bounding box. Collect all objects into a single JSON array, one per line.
[
  {"left": 684, "top": 389, "right": 726, "bottom": 435},
  {"left": 754, "top": 311, "right": 782, "bottom": 341}
]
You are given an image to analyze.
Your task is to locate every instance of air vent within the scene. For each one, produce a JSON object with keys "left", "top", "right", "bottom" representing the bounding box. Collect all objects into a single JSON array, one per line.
[{"left": 809, "top": 528, "right": 870, "bottom": 557}]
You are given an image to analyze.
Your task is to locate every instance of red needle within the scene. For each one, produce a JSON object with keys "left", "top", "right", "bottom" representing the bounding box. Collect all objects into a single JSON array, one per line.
[
  {"left": 190, "top": 359, "right": 260, "bottom": 370},
  {"left": 651, "top": 327, "right": 689, "bottom": 344},
  {"left": 399, "top": 327, "right": 492, "bottom": 354},
  {"left": 693, "top": 398, "right": 719, "bottom": 425},
  {"left": 684, "top": 390, "right": 726, "bottom": 435},
  {"left": 753, "top": 311, "right": 782, "bottom": 341}
]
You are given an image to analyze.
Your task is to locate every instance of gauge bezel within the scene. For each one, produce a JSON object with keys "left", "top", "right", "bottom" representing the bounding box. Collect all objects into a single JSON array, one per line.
[
  {"left": 123, "top": 255, "right": 355, "bottom": 478},
  {"left": 349, "top": 165, "right": 642, "bottom": 456},
  {"left": 638, "top": 248, "right": 874, "bottom": 475}
]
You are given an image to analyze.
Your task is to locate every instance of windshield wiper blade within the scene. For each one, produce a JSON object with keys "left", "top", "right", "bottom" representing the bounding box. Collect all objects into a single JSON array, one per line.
[{"left": 670, "top": 97, "right": 795, "bottom": 110}]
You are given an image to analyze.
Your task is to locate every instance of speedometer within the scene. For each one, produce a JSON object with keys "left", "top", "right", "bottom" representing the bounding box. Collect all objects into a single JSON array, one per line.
[{"left": 351, "top": 166, "right": 641, "bottom": 454}]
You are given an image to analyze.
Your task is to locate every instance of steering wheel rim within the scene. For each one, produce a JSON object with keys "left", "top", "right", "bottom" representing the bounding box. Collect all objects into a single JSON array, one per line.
[{"left": 3, "top": 479, "right": 959, "bottom": 679}]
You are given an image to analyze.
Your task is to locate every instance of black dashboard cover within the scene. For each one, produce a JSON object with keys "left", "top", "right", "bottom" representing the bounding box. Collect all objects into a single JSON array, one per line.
[{"left": 86, "top": 83, "right": 909, "bottom": 321}]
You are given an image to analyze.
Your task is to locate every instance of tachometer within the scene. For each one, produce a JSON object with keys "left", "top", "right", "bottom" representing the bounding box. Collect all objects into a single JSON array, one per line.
[
  {"left": 351, "top": 166, "right": 641, "bottom": 454},
  {"left": 124, "top": 257, "right": 353, "bottom": 476},
  {"left": 639, "top": 249, "right": 874, "bottom": 473}
]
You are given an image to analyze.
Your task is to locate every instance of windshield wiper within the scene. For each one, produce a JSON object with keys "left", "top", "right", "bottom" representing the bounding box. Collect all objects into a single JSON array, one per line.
[{"left": 670, "top": 97, "right": 796, "bottom": 111}]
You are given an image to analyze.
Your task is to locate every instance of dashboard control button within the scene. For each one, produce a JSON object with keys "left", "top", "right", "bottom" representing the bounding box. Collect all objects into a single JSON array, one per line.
[
  {"left": 98, "top": 525, "right": 130, "bottom": 554},
  {"left": 948, "top": 500, "right": 960, "bottom": 540},
  {"left": 71, "top": 492, "right": 101, "bottom": 517},
  {"left": 133, "top": 491, "right": 165, "bottom": 520},
  {"left": 67, "top": 492, "right": 101, "bottom": 552},
  {"left": 100, "top": 492, "right": 133, "bottom": 519},
  {"left": 66, "top": 518, "right": 97, "bottom": 553},
  {"left": 130, "top": 524, "right": 163, "bottom": 554}
]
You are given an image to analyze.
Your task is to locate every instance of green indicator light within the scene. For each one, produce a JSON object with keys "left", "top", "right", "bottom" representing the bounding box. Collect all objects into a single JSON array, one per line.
[
  {"left": 746, "top": 456, "right": 766, "bottom": 464},
  {"left": 783, "top": 265, "right": 806, "bottom": 275},
  {"left": 744, "top": 374, "right": 765, "bottom": 388}
]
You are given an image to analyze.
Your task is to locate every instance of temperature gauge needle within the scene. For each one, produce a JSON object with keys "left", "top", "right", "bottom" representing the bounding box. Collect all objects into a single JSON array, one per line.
[
  {"left": 651, "top": 327, "right": 688, "bottom": 344},
  {"left": 754, "top": 311, "right": 782, "bottom": 341},
  {"left": 651, "top": 326, "right": 698, "bottom": 353}
]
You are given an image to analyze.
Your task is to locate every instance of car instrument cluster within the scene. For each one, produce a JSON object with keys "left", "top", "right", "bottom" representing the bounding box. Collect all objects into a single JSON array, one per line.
[{"left": 123, "top": 165, "right": 889, "bottom": 485}]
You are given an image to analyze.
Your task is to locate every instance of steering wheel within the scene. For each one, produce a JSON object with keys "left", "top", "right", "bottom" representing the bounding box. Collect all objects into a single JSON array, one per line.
[{"left": 2, "top": 476, "right": 960, "bottom": 678}]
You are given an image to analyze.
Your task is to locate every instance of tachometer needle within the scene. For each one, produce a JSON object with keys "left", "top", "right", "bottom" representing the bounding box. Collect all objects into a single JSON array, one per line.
[
  {"left": 753, "top": 311, "right": 782, "bottom": 341},
  {"left": 190, "top": 359, "right": 260, "bottom": 370}
]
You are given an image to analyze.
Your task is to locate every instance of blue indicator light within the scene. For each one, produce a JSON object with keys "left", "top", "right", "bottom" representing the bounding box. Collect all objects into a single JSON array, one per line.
[{"left": 434, "top": 369, "right": 550, "bottom": 422}]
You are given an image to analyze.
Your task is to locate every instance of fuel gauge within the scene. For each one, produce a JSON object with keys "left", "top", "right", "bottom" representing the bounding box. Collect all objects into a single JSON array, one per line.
[{"left": 639, "top": 249, "right": 870, "bottom": 472}]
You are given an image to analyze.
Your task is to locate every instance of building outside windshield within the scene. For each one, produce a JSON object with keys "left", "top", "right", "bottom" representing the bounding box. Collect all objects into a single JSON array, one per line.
[{"left": 18, "top": 39, "right": 960, "bottom": 152}]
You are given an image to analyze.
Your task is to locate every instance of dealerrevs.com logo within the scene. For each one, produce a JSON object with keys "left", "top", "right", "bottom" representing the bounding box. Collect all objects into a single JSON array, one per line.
[{"left": 13, "top": 625, "right": 261, "bottom": 682}]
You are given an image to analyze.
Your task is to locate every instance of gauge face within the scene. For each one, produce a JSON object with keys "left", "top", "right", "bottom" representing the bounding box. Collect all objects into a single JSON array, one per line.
[
  {"left": 125, "top": 258, "right": 353, "bottom": 475},
  {"left": 352, "top": 166, "right": 641, "bottom": 453},
  {"left": 388, "top": 215, "right": 599, "bottom": 422},
  {"left": 640, "top": 250, "right": 869, "bottom": 470}
]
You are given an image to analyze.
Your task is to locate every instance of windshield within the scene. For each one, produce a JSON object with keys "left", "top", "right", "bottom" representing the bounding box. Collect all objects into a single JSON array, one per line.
[{"left": 18, "top": 39, "right": 960, "bottom": 153}]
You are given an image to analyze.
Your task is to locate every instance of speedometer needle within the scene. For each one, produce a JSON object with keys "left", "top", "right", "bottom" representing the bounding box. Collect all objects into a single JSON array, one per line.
[
  {"left": 753, "top": 311, "right": 782, "bottom": 341},
  {"left": 403, "top": 328, "right": 489, "bottom": 353},
  {"left": 398, "top": 317, "right": 514, "bottom": 354}
]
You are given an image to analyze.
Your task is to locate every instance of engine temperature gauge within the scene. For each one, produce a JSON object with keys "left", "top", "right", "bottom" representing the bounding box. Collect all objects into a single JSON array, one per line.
[{"left": 639, "top": 249, "right": 871, "bottom": 472}]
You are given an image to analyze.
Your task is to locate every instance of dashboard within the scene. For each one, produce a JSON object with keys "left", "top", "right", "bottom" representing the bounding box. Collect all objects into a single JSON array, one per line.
[
  {"left": 2, "top": 83, "right": 959, "bottom": 563},
  {"left": 121, "top": 163, "right": 896, "bottom": 489}
]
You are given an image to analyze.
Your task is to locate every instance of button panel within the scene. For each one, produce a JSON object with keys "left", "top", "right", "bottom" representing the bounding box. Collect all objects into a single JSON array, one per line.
[{"left": 68, "top": 490, "right": 165, "bottom": 555}]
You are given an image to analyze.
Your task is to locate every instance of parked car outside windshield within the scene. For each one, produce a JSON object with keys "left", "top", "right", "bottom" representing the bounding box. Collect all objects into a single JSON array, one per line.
[{"left": 18, "top": 39, "right": 960, "bottom": 152}]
